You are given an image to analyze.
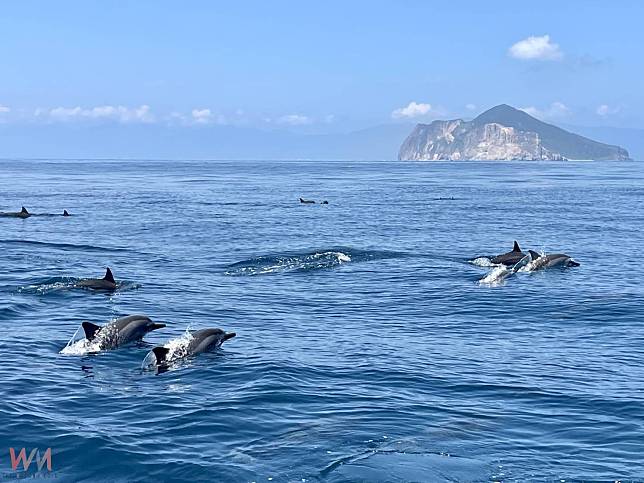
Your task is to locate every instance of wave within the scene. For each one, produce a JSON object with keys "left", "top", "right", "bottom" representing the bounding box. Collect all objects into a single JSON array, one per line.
[
  {"left": 0, "top": 239, "right": 131, "bottom": 252},
  {"left": 224, "top": 247, "right": 404, "bottom": 276}
]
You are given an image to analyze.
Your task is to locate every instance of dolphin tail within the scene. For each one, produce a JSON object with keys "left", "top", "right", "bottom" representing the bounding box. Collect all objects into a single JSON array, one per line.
[
  {"left": 224, "top": 332, "right": 237, "bottom": 341},
  {"left": 152, "top": 346, "right": 170, "bottom": 364},
  {"left": 82, "top": 321, "right": 102, "bottom": 341},
  {"left": 103, "top": 267, "right": 115, "bottom": 284},
  {"left": 21, "top": 206, "right": 29, "bottom": 214},
  {"left": 568, "top": 259, "right": 580, "bottom": 267},
  {"left": 513, "top": 240, "right": 521, "bottom": 252}
]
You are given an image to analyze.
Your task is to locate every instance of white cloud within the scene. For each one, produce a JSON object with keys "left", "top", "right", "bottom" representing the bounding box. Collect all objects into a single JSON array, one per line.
[
  {"left": 276, "top": 114, "right": 312, "bottom": 126},
  {"left": 391, "top": 101, "right": 433, "bottom": 119},
  {"left": 520, "top": 101, "right": 570, "bottom": 120},
  {"left": 596, "top": 104, "right": 620, "bottom": 116},
  {"left": 39, "top": 104, "right": 155, "bottom": 123},
  {"left": 191, "top": 108, "right": 212, "bottom": 124},
  {"left": 0, "top": 105, "right": 10, "bottom": 114},
  {"left": 509, "top": 35, "right": 563, "bottom": 61}
]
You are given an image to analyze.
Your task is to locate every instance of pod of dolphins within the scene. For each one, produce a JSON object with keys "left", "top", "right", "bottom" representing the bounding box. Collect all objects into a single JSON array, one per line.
[
  {"left": 0, "top": 206, "right": 70, "bottom": 218},
  {"left": 60, "top": 267, "right": 236, "bottom": 370},
  {"left": 4, "top": 200, "right": 578, "bottom": 373},
  {"left": 490, "top": 241, "right": 580, "bottom": 269}
]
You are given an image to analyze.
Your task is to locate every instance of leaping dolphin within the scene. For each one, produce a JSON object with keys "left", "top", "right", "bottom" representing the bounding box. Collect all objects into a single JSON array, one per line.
[
  {"left": 0, "top": 206, "right": 30, "bottom": 218},
  {"left": 78, "top": 315, "right": 166, "bottom": 350},
  {"left": 490, "top": 241, "right": 526, "bottom": 266},
  {"left": 527, "top": 250, "right": 580, "bottom": 270},
  {"left": 143, "top": 328, "right": 236, "bottom": 368},
  {"left": 77, "top": 267, "right": 117, "bottom": 291}
]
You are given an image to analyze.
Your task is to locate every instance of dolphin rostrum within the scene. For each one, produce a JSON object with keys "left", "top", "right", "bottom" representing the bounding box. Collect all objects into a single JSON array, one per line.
[
  {"left": 79, "top": 315, "right": 165, "bottom": 350},
  {"left": 77, "top": 267, "right": 117, "bottom": 290},
  {"left": 0, "top": 206, "right": 31, "bottom": 218},
  {"left": 144, "top": 328, "right": 236, "bottom": 367},
  {"left": 490, "top": 241, "right": 526, "bottom": 266},
  {"left": 527, "top": 250, "right": 580, "bottom": 270}
]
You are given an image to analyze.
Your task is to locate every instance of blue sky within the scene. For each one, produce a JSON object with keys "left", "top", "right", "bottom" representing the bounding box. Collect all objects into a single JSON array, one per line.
[{"left": 1, "top": 0, "right": 642, "bottom": 132}]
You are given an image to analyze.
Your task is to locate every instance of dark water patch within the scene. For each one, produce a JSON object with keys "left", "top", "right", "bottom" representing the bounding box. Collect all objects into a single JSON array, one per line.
[
  {"left": 0, "top": 239, "right": 132, "bottom": 253},
  {"left": 322, "top": 448, "right": 490, "bottom": 482},
  {"left": 224, "top": 247, "right": 407, "bottom": 276}
]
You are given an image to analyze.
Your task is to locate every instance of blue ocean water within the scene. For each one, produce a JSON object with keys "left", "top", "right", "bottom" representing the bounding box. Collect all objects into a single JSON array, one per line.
[{"left": 1, "top": 159, "right": 643, "bottom": 482}]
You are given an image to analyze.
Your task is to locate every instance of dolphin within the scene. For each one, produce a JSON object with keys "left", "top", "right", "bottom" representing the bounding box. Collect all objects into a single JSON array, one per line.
[
  {"left": 144, "top": 328, "right": 236, "bottom": 367},
  {"left": 0, "top": 206, "right": 30, "bottom": 218},
  {"left": 79, "top": 315, "right": 165, "bottom": 350},
  {"left": 321, "top": 200, "right": 329, "bottom": 204},
  {"left": 299, "top": 197, "right": 316, "bottom": 204},
  {"left": 76, "top": 267, "right": 117, "bottom": 290},
  {"left": 63, "top": 210, "right": 70, "bottom": 216},
  {"left": 490, "top": 241, "right": 526, "bottom": 266},
  {"left": 480, "top": 252, "right": 532, "bottom": 284},
  {"left": 527, "top": 250, "right": 580, "bottom": 270}
]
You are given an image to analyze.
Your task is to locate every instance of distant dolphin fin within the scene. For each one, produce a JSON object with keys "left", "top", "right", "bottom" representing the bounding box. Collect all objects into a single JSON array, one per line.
[
  {"left": 513, "top": 241, "right": 521, "bottom": 252},
  {"left": 528, "top": 250, "right": 541, "bottom": 260},
  {"left": 21, "top": 206, "right": 28, "bottom": 214},
  {"left": 63, "top": 210, "right": 69, "bottom": 216},
  {"left": 103, "top": 267, "right": 115, "bottom": 284},
  {"left": 152, "top": 346, "right": 170, "bottom": 364},
  {"left": 82, "top": 321, "right": 102, "bottom": 341}
]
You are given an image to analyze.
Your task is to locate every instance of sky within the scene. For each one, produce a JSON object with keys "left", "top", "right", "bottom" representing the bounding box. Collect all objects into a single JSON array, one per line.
[{"left": 1, "top": 0, "right": 643, "bottom": 133}]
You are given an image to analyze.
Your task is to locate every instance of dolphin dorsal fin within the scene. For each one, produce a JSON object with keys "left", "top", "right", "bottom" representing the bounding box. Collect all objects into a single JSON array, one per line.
[
  {"left": 82, "top": 321, "right": 102, "bottom": 341},
  {"left": 103, "top": 267, "right": 115, "bottom": 284},
  {"left": 528, "top": 250, "right": 541, "bottom": 260},
  {"left": 513, "top": 241, "right": 521, "bottom": 252},
  {"left": 63, "top": 210, "right": 69, "bottom": 216},
  {"left": 152, "top": 346, "right": 170, "bottom": 364},
  {"left": 21, "top": 206, "right": 28, "bottom": 214}
]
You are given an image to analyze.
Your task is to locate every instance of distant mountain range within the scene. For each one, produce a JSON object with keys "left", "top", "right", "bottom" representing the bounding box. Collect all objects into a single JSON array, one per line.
[
  {"left": 398, "top": 104, "right": 632, "bottom": 161},
  {"left": 0, "top": 107, "right": 641, "bottom": 160}
]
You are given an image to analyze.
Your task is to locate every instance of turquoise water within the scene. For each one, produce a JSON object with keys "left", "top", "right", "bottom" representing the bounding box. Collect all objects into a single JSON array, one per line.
[{"left": 1, "top": 159, "right": 643, "bottom": 482}]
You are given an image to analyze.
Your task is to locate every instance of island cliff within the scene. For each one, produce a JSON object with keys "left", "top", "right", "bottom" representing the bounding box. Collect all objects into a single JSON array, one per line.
[{"left": 398, "top": 104, "right": 631, "bottom": 161}]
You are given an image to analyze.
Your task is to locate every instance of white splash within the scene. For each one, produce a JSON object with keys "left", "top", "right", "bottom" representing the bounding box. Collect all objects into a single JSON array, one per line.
[
  {"left": 60, "top": 324, "right": 102, "bottom": 355},
  {"left": 470, "top": 257, "right": 495, "bottom": 267},
  {"left": 332, "top": 252, "right": 351, "bottom": 263},
  {"left": 479, "top": 265, "right": 512, "bottom": 285},
  {"left": 519, "top": 250, "right": 546, "bottom": 272},
  {"left": 142, "top": 327, "right": 195, "bottom": 369}
]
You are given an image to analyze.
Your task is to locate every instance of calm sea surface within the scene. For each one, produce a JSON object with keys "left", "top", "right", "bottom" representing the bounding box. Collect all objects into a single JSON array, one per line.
[{"left": 1, "top": 159, "right": 643, "bottom": 482}]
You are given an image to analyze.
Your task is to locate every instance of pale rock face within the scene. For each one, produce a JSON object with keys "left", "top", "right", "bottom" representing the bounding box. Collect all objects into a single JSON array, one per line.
[{"left": 398, "top": 120, "right": 565, "bottom": 161}]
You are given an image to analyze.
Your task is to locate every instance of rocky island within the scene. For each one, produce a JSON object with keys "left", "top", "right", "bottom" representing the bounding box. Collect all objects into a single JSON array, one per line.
[{"left": 398, "top": 104, "right": 631, "bottom": 161}]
